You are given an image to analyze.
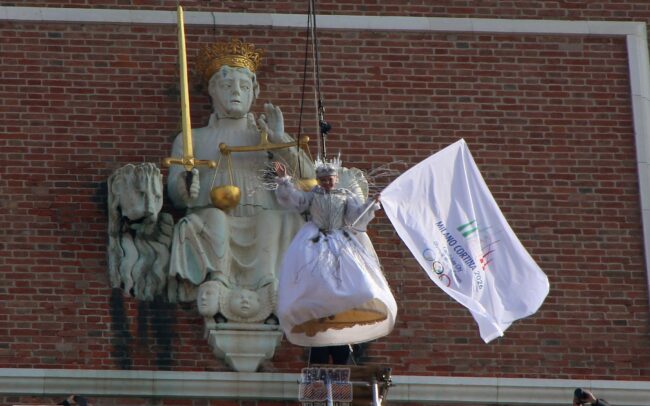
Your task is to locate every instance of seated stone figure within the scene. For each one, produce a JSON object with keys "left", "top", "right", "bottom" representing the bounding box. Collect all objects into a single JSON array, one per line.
[{"left": 167, "top": 39, "right": 314, "bottom": 319}]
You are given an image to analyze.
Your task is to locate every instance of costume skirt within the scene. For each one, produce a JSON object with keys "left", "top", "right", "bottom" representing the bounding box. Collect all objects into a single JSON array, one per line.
[{"left": 277, "top": 222, "right": 397, "bottom": 347}]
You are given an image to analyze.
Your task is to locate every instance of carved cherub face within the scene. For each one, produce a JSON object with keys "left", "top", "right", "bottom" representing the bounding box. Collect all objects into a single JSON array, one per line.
[
  {"left": 209, "top": 66, "right": 256, "bottom": 119},
  {"left": 197, "top": 282, "right": 220, "bottom": 317},
  {"left": 229, "top": 289, "right": 261, "bottom": 318}
]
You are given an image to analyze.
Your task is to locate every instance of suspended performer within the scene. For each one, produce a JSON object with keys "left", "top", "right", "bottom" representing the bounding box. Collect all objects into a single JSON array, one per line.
[{"left": 273, "top": 158, "right": 397, "bottom": 347}]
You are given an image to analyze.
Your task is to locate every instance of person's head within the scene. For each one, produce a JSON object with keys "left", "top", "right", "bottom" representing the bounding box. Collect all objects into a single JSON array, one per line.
[
  {"left": 197, "top": 281, "right": 221, "bottom": 317},
  {"left": 315, "top": 160, "right": 339, "bottom": 192},
  {"left": 317, "top": 174, "right": 338, "bottom": 192},
  {"left": 208, "top": 66, "right": 260, "bottom": 119},
  {"left": 57, "top": 395, "right": 88, "bottom": 406},
  {"left": 229, "top": 288, "right": 261, "bottom": 319},
  {"left": 573, "top": 388, "right": 597, "bottom": 406},
  {"left": 573, "top": 388, "right": 598, "bottom": 406}
]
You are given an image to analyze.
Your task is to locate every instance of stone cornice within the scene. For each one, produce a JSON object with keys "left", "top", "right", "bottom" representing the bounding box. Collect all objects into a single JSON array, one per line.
[{"left": 1, "top": 368, "right": 650, "bottom": 405}]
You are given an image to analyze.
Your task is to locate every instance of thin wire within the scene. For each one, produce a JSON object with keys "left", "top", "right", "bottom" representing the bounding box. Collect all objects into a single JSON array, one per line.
[
  {"left": 227, "top": 154, "right": 235, "bottom": 185},
  {"left": 294, "top": 0, "right": 330, "bottom": 175},
  {"left": 211, "top": 12, "right": 217, "bottom": 38},
  {"left": 349, "top": 344, "right": 357, "bottom": 365},
  {"left": 308, "top": 1, "right": 320, "bottom": 159},
  {"left": 210, "top": 154, "right": 223, "bottom": 188},
  {"left": 307, "top": 347, "right": 312, "bottom": 367},
  {"left": 311, "top": 0, "right": 323, "bottom": 108},
  {"left": 310, "top": 0, "right": 327, "bottom": 160},
  {"left": 295, "top": 0, "right": 312, "bottom": 179}
]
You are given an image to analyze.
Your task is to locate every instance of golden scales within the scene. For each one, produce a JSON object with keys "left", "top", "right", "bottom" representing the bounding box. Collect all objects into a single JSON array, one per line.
[
  {"left": 210, "top": 131, "right": 314, "bottom": 210},
  {"left": 163, "top": 6, "right": 385, "bottom": 341}
]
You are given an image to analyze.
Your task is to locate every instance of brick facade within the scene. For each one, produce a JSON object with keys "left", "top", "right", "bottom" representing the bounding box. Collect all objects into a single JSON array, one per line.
[{"left": 1, "top": 1, "right": 650, "bottom": 404}]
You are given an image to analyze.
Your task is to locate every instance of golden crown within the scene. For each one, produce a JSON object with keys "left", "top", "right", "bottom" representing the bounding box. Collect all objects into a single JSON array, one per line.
[{"left": 195, "top": 39, "right": 264, "bottom": 84}]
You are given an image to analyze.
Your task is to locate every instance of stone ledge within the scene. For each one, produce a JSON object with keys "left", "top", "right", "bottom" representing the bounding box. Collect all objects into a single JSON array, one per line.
[
  {"left": 0, "top": 6, "right": 644, "bottom": 37},
  {"left": 2, "top": 368, "right": 650, "bottom": 405}
]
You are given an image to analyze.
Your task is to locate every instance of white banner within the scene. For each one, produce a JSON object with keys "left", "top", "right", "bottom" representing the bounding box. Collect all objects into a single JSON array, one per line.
[{"left": 381, "top": 139, "right": 549, "bottom": 342}]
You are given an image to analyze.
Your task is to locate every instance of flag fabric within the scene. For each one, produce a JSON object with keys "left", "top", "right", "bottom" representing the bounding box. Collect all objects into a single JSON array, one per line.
[{"left": 380, "top": 139, "right": 549, "bottom": 343}]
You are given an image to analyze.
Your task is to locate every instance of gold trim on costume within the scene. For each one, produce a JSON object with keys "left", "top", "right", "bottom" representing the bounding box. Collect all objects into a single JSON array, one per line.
[{"left": 292, "top": 309, "right": 387, "bottom": 337}]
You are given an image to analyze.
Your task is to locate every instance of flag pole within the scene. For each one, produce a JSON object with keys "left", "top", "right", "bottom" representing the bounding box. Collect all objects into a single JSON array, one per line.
[{"left": 350, "top": 196, "right": 380, "bottom": 228}]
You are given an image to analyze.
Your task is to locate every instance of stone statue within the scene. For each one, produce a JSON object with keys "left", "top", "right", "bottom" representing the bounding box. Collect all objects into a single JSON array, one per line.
[
  {"left": 167, "top": 39, "right": 314, "bottom": 321},
  {"left": 228, "top": 289, "right": 261, "bottom": 320},
  {"left": 107, "top": 163, "right": 174, "bottom": 301},
  {"left": 197, "top": 280, "right": 222, "bottom": 330},
  {"left": 219, "top": 284, "right": 276, "bottom": 324}
]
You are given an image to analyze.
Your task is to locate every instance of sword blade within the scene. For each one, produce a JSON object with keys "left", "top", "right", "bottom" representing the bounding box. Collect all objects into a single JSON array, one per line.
[{"left": 177, "top": 5, "right": 194, "bottom": 170}]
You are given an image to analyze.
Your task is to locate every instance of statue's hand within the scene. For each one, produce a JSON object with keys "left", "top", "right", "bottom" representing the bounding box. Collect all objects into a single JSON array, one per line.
[
  {"left": 258, "top": 103, "right": 285, "bottom": 143},
  {"left": 176, "top": 168, "right": 200, "bottom": 202},
  {"left": 189, "top": 169, "right": 200, "bottom": 199}
]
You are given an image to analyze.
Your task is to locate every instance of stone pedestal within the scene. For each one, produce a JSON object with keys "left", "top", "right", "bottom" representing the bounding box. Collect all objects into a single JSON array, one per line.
[{"left": 207, "top": 323, "right": 283, "bottom": 372}]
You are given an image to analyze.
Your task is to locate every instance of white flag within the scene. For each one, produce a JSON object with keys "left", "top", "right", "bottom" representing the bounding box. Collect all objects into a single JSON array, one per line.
[{"left": 381, "top": 139, "right": 549, "bottom": 343}]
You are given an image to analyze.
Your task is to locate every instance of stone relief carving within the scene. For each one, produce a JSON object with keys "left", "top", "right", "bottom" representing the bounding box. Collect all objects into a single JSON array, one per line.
[
  {"left": 197, "top": 280, "right": 222, "bottom": 330},
  {"left": 107, "top": 163, "right": 174, "bottom": 302},
  {"left": 219, "top": 283, "right": 277, "bottom": 324}
]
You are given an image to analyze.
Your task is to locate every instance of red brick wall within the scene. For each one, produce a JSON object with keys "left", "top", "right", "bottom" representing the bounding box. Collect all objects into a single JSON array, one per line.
[{"left": 1, "top": 3, "right": 650, "bottom": 383}]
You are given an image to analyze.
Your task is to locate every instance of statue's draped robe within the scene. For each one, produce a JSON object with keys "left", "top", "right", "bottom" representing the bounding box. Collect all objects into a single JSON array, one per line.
[{"left": 167, "top": 115, "right": 310, "bottom": 301}]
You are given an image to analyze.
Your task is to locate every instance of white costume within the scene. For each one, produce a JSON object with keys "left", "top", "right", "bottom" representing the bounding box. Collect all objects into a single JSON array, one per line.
[{"left": 275, "top": 176, "right": 397, "bottom": 346}]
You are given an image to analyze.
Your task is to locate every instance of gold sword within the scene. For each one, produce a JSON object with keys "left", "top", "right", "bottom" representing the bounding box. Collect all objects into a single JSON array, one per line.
[{"left": 163, "top": 5, "right": 216, "bottom": 180}]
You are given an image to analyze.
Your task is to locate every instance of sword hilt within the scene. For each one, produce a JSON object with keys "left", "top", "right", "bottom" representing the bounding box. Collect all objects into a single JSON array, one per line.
[
  {"left": 162, "top": 157, "right": 218, "bottom": 195},
  {"left": 162, "top": 157, "right": 218, "bottom": 171}
]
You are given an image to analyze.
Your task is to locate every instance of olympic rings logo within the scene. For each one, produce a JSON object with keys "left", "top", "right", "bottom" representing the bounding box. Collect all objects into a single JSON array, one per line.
[
  {"left": 423, "top": 248, "right": 437, "bottom": 262},
  {"left": 422, "top": 248, "right": 451, "bottom": 287}
]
